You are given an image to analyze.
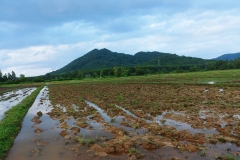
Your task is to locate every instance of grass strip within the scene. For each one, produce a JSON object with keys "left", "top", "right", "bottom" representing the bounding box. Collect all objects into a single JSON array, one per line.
[{"left": 0, "top": 86, "right": 44, "bottom": 160}]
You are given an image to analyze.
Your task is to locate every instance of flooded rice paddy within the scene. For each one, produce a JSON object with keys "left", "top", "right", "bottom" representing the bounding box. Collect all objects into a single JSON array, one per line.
[
  {"left": 4, "top": 84, "right": 240, "bottom": 159},
  {"left": 0, "top": 88, "right": 36, "bottom": 121}
]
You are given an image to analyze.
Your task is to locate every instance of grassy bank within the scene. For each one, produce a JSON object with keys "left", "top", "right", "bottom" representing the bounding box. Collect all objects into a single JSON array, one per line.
[{"left": 0, "top": 86, "right": 44, "bottom": 159}]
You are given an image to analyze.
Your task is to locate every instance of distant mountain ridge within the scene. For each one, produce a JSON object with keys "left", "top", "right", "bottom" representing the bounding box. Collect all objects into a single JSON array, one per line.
[
  {"left": 213, "top": 52, "right": 240, "bottom": 61},
  {"left": 50, "top": 48, "right": 211, "bottom": 74}
]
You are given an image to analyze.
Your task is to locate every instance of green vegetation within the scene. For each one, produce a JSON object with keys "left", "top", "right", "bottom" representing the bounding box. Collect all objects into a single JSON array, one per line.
[
  {"left": 224, "top": 154, "right": 240, "bottom": 160},
  {"left": 34, "top": 49, "right": 240, "bottom": 82},
  {"left": 0, "top": 70, "right": 20, "bottom": 84},
  {"left": 46, "top": 69, "right": 240, "bottom": 87},
  {"left": 2, "top": 49, "right": 240, "bottom": 84},
  {"left": 73, "top": 135, "right": 96, "bottom": 146},
  {"left": 49, "top": 48, "right": 211, "bottom": 76},
  {"left": 128, "top": 148, "right": 144, "bottom": 158},
  {"left": 0, "top": 86, "right": 43, "bottom": 159}
]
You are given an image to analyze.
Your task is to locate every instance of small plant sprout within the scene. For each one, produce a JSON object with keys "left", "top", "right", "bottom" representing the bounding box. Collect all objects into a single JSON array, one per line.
[
  {"left": 200, "top": 150, "right": 206, "bottom": 156},
  {"left": 225, "top": 153, "right": 235, "bottom": 160},
  {"left": 161, "top": 119, "right": 166, "bottom": 124},
  {"left": 110, "top": 117, "right": 116, "bottom": 123}
]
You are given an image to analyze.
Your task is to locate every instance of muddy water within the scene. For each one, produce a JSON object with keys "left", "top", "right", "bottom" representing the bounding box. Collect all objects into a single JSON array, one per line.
[
  {"left": 154, "top": 112, "right": 219, "bottom": 135},
  {"left": 115, "top": 104, "right": 139, "bottom": 119},
  {"left": 5, "top": 87, "right": 240, "bottom": 160},
  {"left": 0, "top": 88, "right": 36, "bottom": 121},
  {"left": 6, "top": 88, "right": 128, "bottom": 160},
  {"left": 86, "top": 100, "right": 111, "bottom": 123},
  {"left": 116, "top": 104, "right": 219, "bottom": 135},
  {"left": 86, "top": 101, "right": 146, "bottom": 134},
  {"left": 6, "top": 87, "right": 86, "bottom": 160}
]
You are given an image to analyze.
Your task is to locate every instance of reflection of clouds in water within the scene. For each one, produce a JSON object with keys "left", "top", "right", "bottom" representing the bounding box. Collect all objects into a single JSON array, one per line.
[
  {"left": 208, "top": 81, "right": 215, "bottom": 84},
  {"left": 85, "top": 100, "right": 111, "bottom": 123},
  {"left": 115, "top": 104, "right": 138, "bottom": 119},
  {"left": 233, "top": 114, "right": 240, "bottom": 120},
  {"left": 27, "top": 86, "right": 53, "bottom": 115},
  {"left": 72, "top": 104, "right": 79, "bottom": 111},
  {"left": 0, "top": 88, "right": 36, "bottom": 121},
  {"left": 56, "top": 104, "right": 66, "bottom": 113},
  {"left": 115, "top": 105, "right": 219, "bottom": 135},
  {"left": 154, "top": 115, "right": 219, "bottom": 135}
]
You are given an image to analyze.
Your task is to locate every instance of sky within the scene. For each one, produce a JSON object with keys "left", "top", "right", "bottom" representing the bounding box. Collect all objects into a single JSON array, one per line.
[{"left": 0, "top": 0, "right": 240, "bottom": 77}]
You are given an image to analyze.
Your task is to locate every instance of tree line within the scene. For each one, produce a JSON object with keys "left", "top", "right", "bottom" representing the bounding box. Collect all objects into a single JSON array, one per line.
[
  {"left": 2, "top": 58, "right": 240, "bottom": 84},
  {"left": 30, "top": 58, "right": 240, "bottom": 82},
  {"left": 0, "top": 70, "right": 26, "bottom": 84}
]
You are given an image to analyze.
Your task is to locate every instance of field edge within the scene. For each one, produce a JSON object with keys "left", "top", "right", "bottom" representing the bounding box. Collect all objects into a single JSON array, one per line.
[{"left": 0, "top": 86, "right": 44, "bottom": 160}]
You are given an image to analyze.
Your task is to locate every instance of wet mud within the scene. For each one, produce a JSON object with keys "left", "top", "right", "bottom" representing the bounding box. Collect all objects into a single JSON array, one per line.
[{"left": 5, "top": 84, "right": 240, "bottom": 159}]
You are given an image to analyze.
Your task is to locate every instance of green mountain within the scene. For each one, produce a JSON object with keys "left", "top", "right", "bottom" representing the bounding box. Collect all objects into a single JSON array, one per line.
[
  {"left": 143, "top": 53, "right": 209, "bottom": 66},
  {"left": 213, "top": 52, "right": 240, "bottom": 61},
  {"left": 51, "top": 48, "right": 211, "bottom": 74}
]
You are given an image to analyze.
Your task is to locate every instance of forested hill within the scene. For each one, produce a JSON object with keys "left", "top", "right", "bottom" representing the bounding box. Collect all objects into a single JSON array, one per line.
[
  {"left": 51, "top": 48, "right": 211, "bottom": 74},
  {"left": 213, "top": 52, "right": 240, "bottom": 61}
]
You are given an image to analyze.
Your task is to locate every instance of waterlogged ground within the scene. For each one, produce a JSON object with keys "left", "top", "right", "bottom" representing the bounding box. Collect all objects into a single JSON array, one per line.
[
  {"left": 5, "top": 83, "right": 240, "bottom": 160},
  {"left": 0, "top": 88, "right": 36, "bottom": 121}
]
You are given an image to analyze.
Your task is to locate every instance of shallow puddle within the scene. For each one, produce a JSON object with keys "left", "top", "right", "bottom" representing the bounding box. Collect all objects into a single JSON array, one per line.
[
  {"left": 115, "top": 104, "right": 139, "bottom": 119},
  {"left": 86, "top": 100, "right": 146, "bottom": 134},
  {"left": 56, "top": 104, "right": 67, "bottom": 113},
  {"left": 208, "top": 81, "right": 215, "bottom": 84},
  {"left": 114, "top": 105, "right": 219, "bottom": 135},
  {"left": 85, "top": 100, "right": 111, "bottom": 123}
]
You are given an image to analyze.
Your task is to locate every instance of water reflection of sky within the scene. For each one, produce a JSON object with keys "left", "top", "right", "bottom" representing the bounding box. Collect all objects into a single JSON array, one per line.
[
  {"left": 0, "top": 88, "right": 36, "bottom": 121},
  {"left": 26, "top": 86, "right": 53, "bottom": 115}
]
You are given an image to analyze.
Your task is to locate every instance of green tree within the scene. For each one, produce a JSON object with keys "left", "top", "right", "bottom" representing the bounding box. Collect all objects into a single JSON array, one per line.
[
  {"left": 7, "top": 73, "right": 12, "bottom": 80},
  {"left": 45, "top": 73, "right": 51, "bottom": 80},
  {"left": 77, "top": 71, "right": 84, "bottom": 79},
  {"left": 3, "top": 74, "right": 7, "bottom": 81},
  {"left": 11, "top": 71, "right": 16, "bottom": 78},
  {"left": 121, "top": 68, "right": 130, "bottom": 76},
  {"left": 113, "top": 67, "right": 121, "bottom": 77},
  {"left": 135, "top": 66, "right": 144, "bottom": 75},
  {"left": 189, "top": 65, "right": 199, "bottom": 72},
  {"left": 175, "top": 66, "right": 184, "bottom": 73},
  {"left": 34, "top": 77, "right": 44, "bottom": 82},
  {"left": 0, "top": 70, "right": 2, "bottom": 82},
  {"left": 71, "top": 70, "right": 78, "bottom": 78},
  {"left": 20, "top": 74, "right": 26, "bottom": 82}
]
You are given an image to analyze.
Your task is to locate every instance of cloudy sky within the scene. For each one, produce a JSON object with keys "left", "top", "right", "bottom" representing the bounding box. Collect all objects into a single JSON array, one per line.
[{"left": 1, "top": 0, "right": 240, "bottom": 77}]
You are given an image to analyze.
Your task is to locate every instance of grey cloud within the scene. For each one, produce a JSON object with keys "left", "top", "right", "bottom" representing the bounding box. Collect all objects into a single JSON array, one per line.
[
  {"left": 2, "top": 0, "right": 240, "bottom": 49},
  {"left": 0, "top": 0, "right": 240, "bottom": 76},
  {"left": 0, "top": 0, "right": 215, "bottom": 25}
]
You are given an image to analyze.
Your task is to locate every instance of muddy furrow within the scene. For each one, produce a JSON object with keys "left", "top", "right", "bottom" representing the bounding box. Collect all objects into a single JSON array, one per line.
[{"left": 0, "top": 88, "right": 36, "bottom": 121}]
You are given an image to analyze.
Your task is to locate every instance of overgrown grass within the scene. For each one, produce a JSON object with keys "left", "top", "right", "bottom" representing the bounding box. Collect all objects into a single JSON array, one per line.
[{"left": 0, "top": 86, "right": 44, "bottom": 160}]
